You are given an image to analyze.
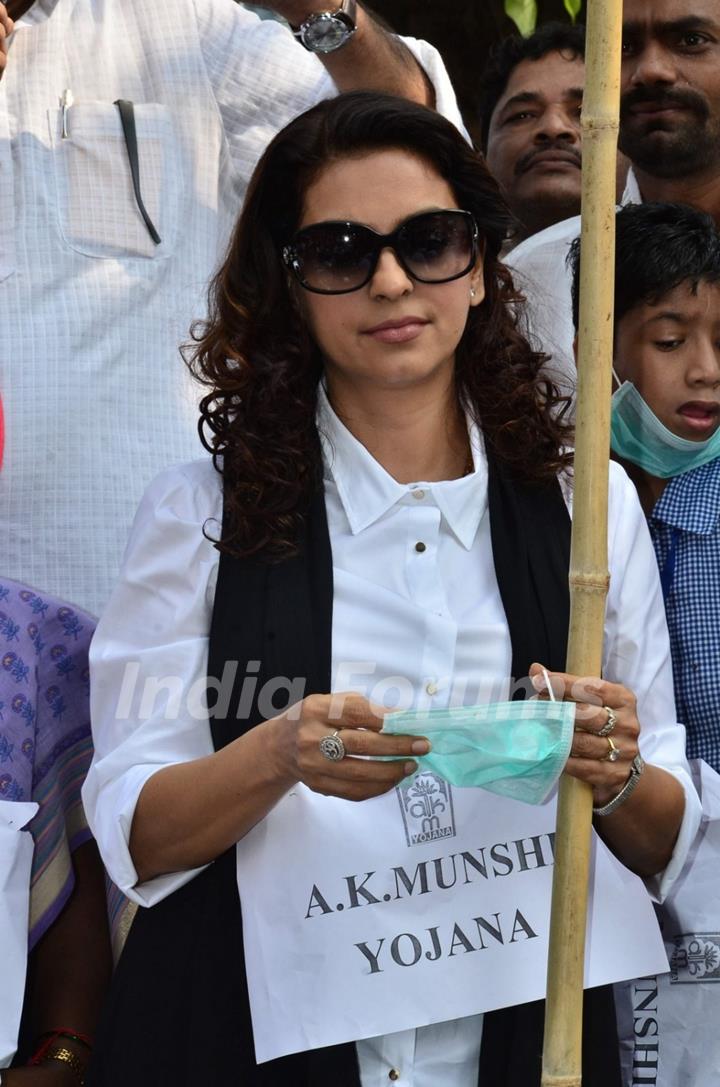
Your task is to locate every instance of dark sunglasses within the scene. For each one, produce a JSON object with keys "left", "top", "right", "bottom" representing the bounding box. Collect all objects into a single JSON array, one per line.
[{"left": 282, "top": 209, "right": 479, "bottom": 295}]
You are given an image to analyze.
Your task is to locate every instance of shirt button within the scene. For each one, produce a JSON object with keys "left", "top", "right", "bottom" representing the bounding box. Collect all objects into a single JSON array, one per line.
[
  {"left": 412, "top": 488, "right": 425, "bottom": 500},
  {"left": 388, "top": 1071, "right": 400, "bottom": 1082},
  {"left": 426, "top": 681, "right": 439, "bottom": 696},
  {"left": 415, "top": 541, "right": 427, "bottom": 553}
]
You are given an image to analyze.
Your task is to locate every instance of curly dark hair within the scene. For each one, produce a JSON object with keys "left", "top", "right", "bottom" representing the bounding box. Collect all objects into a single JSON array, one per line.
[
  {"left": 477, "top": 21, "right": 586, "bottom": 149},
  {"left": 185, "top": 91, "right": 573, "bottom": 559}
]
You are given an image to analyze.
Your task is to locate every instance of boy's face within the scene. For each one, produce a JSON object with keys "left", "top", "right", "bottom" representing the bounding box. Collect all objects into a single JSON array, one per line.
[{"left": 614, "top": 279, "right": 720, "bottom": 441}]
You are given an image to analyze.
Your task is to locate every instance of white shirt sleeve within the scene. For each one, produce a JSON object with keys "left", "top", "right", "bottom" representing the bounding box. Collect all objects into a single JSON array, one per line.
[
  {"left": 604, "top": 463, "right": 702, "bottom": 901},
  {"left": 81, "top": 461, "right": 222, "bottom": 907},
  {"left": 191, "top": 0, "right": 465, "bottom": 189}
]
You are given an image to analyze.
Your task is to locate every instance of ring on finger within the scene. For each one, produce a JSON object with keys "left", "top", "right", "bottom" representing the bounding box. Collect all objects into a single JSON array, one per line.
[
  {"left": 602, "top": 736, "right": 621, "bottom": 763},
  {"left": 597, "top": 706, "right": 617, "bottom": 738},
  {"left": 319, "top": 730, "right": 346, "bottom": 762}
]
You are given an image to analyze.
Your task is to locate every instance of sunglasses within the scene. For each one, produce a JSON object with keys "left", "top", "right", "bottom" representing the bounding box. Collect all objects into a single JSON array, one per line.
[{"left": 282, "top": 209, "right": 479, "bottom": 295}]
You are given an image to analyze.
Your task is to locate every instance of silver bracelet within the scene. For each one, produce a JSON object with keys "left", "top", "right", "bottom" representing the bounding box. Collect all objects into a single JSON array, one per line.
[{"left": 593, "top": 754, "right": 645, "bottom": 817}]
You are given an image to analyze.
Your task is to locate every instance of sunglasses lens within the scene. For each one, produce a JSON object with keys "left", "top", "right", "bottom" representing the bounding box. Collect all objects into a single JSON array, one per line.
[
  {"left": 399, "top": 212, "right": 475, "bottom": 283},
  {"left": 292, "top": 223, "right": 374, "bottom": 293}
]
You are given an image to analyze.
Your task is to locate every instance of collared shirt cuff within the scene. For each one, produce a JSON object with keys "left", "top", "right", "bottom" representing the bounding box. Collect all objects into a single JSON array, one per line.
[{"left": 82, "top": 763, "right": 207, "bottom": 908}]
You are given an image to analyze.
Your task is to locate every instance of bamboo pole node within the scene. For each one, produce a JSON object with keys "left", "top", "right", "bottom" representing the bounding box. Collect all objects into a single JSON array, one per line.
[
  {"left": 582, "top": 118, "right": 620, "bottom": 132},
  {"left": 568, "top": 572, "right": 610, "bottom": 593}
]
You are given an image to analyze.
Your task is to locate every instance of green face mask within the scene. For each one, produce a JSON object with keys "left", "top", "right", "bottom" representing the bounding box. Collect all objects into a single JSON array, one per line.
[
  {"left": 611, "top": 380, "right": 720, "bottom": 479},
  {"left": 384, "top": 698, "right": 575, "bottom": 805}
]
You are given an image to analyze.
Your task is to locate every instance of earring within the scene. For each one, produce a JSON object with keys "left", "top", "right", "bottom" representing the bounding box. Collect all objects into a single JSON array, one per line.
[{"left": 470, "top": 288, "right": 476, "bottom": 299}]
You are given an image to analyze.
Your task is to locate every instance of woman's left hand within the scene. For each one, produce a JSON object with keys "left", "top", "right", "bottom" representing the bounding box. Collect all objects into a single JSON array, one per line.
[{"left": 529, "top": 662, "right": 640, "bottom": 809}]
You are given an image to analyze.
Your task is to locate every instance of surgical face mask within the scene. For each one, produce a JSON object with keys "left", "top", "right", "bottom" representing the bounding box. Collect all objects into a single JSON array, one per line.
[
  {"left": 383, "top": 696, "right": 575, "bottom": 806},
  {"left": 611, "top": 380, "right": 720, "bottom": 479}
]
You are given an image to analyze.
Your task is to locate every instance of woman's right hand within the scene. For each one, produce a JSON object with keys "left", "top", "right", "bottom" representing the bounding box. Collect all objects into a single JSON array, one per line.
[
  {"left": 130, "top": 693, "right": 431, "bottom": 883},
  {"left": 268, "top": 692, "right": 430, "bottom": 802}
]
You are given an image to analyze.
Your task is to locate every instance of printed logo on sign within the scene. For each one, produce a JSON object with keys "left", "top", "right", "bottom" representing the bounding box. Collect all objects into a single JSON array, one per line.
[
  {"left": 670, "top": 933, "right": 720, "bottom": 983},
  {"left": 395, "top": 771, "right": 456, "bottom": 847}
]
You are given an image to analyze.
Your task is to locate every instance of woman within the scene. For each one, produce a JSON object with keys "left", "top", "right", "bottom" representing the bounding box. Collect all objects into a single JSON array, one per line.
[
  {"left": 0, "top": 398, "right": 112, "bottom": 1083},
  {"left": 82, "top": 92, "right": 698, "bottom": 1086}
]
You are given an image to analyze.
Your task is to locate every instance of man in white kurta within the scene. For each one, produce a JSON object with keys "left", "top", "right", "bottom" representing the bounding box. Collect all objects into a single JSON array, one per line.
[{"left": 0, "top": 0, "right": 462, "bottom": 616}]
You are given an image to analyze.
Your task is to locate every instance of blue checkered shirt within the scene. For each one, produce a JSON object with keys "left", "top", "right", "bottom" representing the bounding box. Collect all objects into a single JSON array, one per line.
[{"left": 648, "top": 457, "right": 720, "bottom": 772}]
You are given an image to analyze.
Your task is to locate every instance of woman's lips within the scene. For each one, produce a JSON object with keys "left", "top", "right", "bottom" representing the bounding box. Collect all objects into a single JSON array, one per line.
[
  {"left": 362, "top": 317, "right": 429, "bottom": 344},
  {"left": 677, "top": 401, "right": 720, "bottom": 434}
]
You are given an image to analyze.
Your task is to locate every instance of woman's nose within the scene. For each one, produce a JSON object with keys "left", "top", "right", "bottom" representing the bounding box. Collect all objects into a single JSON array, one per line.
[{"left": 369, "top": 247, "right": 414, "bottom": 300}]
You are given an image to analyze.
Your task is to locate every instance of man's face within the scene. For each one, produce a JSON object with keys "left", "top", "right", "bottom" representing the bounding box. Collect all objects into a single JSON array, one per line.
[
  {"left": 620, "top": 0, "right": 720, "bottom": 179},
  {"left": 485, "top": 51, "right": 584, "bottom": 238}
]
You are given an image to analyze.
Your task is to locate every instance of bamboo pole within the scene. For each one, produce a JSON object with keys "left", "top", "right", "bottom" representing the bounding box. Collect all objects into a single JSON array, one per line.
[{"left": 540, "top": 2, "right": 623, "bottom": 1085}]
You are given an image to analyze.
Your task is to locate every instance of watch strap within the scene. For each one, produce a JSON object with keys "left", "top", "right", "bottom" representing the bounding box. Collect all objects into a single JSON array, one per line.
[{"left": 593, "top": 754, "right": 645, "bottom": 817}]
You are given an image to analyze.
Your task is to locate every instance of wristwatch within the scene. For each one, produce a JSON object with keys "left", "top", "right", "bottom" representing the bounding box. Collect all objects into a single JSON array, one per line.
[
  {"left": 593, "top": 754, "right": 645, "bottom": 817},
  {"left": 291, "top": 0, "right": 358, "bottom": 54}
]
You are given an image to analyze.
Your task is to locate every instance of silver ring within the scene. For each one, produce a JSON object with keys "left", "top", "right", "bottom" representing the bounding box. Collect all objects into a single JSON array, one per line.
[
  {"left": 319, "top": 730, "right": 346, "bottom": 762},
  {"left": 602, "top": 736, "right": 621, "bottom": 763},
  {"left": 598, "top": 706, "right": 617, "bottom": 737}
]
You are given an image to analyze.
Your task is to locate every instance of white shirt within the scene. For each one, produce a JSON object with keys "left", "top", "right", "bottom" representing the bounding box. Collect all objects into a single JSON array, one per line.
[
  {"left": 506, "top": 168, "right": 642, "bottom": 396},
  {"left": 84, "top": 389, "right": 700, "bottom": 1087},
  {"left": 0, "top": 0, "right": 462, "bottom": 617}
]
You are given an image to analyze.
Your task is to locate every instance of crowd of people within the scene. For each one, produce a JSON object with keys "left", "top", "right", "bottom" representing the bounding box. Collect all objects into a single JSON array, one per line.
[{"left": 1, "top": 0, "right": 719, "bottom": 1084}]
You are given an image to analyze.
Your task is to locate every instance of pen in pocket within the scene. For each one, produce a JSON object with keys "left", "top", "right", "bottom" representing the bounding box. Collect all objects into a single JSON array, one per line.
[{"left": 60, "top": 88, "right": 73, "bottom": 139}]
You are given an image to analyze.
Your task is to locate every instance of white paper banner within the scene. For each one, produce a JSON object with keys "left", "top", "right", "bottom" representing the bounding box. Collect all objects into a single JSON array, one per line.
[
  {"left": 236, "top": 772, "right": 668, "bottom": 1063},
  {"left": 0, "top": 800, "right": 38, "bottom": 1069}
]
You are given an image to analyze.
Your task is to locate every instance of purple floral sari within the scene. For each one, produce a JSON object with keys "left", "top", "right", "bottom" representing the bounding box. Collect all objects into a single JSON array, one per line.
[{"left": 0, "top": 578, "right": 94, "bottom": 948}]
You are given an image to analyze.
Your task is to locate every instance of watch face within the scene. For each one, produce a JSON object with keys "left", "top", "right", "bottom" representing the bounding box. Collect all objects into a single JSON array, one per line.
[{"left": 304, "top": 13, "right": 352, "bottom": 52}]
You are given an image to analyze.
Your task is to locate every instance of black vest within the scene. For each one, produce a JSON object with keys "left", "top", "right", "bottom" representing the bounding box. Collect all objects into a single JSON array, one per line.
[{"left": 87, "top": 451, "right": 620, "bottom": 1087}]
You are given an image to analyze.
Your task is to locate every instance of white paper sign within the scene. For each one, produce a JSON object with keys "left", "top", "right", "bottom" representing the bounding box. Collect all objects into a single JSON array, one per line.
[
  {"left": 236, "top": 772, "right": 668, "bottom": 1063},
  {"left": 0, "top": 800, "right": 38, "bottom": 1069},
  {"left": 617, "top": 760, "right": 720, "bottom": 1087}
]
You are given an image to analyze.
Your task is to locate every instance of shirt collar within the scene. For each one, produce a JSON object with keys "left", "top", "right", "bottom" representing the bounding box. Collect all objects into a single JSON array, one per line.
[
  {"left": 621, "top": 168, "right": 643, "bottom": 207},
  {"left": 650, "top": 457, "right": 720, "bottom": 535},
  {"left": 316, "top": 384, "right": 488, "bottom": 550}
]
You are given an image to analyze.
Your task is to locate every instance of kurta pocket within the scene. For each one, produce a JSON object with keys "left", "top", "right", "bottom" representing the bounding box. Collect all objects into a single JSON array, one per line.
[{"left": 48, "top": 101, "right": 181, "bottom": 260}]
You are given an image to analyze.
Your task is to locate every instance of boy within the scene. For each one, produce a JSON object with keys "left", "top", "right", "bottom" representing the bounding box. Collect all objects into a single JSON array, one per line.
[
  {"left": 571, "top": 199, "right": 720, "bottom": 1087},
  {"left": 571, "top": 201, "right": 720, "bottom": 773}
]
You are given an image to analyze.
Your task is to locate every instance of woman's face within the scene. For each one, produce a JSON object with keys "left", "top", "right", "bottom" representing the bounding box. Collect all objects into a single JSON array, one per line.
[{"left": 295, "top": 149, "right": 485, "bottom": 397}]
